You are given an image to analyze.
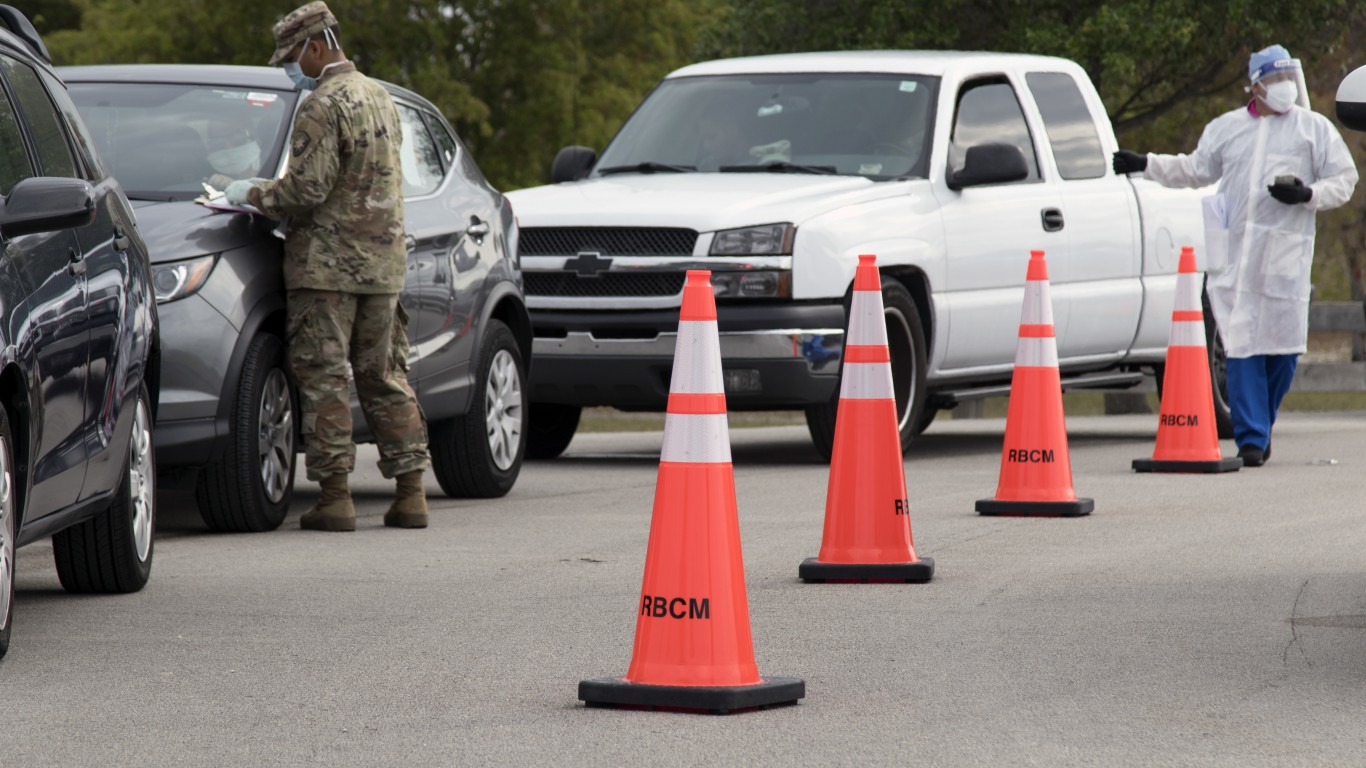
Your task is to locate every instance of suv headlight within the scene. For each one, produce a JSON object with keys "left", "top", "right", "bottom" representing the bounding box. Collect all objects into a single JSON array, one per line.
[
  {"left": 151, "top": 255, "right": 217, "bottom": 303},
  {"left": 709, "top": 223, "right": 795, "bottom": 255}
]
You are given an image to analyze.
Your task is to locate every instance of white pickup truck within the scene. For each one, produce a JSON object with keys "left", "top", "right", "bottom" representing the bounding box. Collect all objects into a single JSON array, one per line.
[{"left": 507, "top": 51, "right": 1225, "bottom": 459}]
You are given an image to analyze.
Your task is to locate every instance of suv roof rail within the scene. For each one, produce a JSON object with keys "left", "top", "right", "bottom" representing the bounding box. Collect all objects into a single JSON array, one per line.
[{"left": 0, "top": 6, "right": 52, "bottom": 64}]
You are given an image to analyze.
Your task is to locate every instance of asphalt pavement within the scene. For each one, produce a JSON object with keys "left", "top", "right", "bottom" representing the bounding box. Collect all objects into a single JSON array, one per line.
[{"left": 4, "top": 412, "right": 1366, "bottom": 766}]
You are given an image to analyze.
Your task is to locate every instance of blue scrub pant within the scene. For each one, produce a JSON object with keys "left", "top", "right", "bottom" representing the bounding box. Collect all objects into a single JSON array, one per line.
[{"left": 1226, "top": 354, "right": 1299, "bottom": 451}]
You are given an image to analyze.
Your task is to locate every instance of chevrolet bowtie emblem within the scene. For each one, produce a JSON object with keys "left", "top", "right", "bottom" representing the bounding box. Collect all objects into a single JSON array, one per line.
[{"left": 564, "top": 251, "right": 613, "bottom": 278}]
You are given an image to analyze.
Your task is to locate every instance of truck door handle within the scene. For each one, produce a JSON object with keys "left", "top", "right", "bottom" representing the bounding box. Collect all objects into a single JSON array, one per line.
[
  {"left": 1041, "top": 208, "right": 1065, "bottom": 232},
  {"left": 67, "top": 248, "right": 86, "bottom": 277}
]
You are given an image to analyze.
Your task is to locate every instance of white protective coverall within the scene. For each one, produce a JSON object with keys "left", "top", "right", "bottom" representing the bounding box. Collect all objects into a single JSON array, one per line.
[{"left": 1144, "top": 105, "right": 1358, "bottom": 357}]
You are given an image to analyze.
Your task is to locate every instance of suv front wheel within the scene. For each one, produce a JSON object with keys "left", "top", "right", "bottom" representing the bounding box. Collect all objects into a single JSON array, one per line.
[{"left": 431, "top": 320, "right": 527, "bottom": 497}]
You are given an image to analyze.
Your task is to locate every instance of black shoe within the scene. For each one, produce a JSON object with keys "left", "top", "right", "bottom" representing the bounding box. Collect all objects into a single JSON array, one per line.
[
  {"left": 1238, "top": 445, "right": 1265, "bottom": 467},
  {"left": 1264, "top": 440, "right": 1271, "bottom": 461}
]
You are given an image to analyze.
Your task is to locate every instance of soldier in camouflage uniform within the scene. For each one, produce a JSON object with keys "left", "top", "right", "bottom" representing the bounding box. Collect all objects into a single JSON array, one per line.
[{"left": 225, "top": 1, "right": 429, "bottom": 532}]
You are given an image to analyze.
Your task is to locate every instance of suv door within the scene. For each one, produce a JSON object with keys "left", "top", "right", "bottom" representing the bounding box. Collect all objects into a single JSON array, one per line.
[
  {"left": 0, "top": 53, "right": 88, "bottom": 512},
  {"left": 36, "top": 66, "right": 144, "bottom": 498},
  {"left": 395, "top": 101, "right": 493, "bottom": 419},
  {"left": 934, "top": 75, "right": 1066, "bottom": 372}
]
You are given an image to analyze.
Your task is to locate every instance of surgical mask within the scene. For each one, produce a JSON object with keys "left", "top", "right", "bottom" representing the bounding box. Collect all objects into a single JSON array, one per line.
[
  {"left": 283, "top": 44, "right": 318, "bottom": 91},
  {"left": 207, "top": 141, "right": 260, "bottom": 175},
  {"left": 1261, "top": 80, "right": 1298, "bottom": 113}
]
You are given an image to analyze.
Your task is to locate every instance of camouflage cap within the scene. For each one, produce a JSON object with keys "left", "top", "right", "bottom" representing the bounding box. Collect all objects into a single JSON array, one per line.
[{"left": 268, "top": 1, "right": 339, "bottom": 66}]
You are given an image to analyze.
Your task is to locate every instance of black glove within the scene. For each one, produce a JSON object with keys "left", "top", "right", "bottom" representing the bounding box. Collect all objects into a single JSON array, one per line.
[
  {"left": 1112, "top": 149, "right": 1147, "bottom": 175},
  {"left": 1268, "top": 176, "right": 1313, "bottom": 205}
]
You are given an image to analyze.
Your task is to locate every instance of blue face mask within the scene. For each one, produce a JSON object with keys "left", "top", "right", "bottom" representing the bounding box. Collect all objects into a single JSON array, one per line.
[{"left": 283, "top": 45, "right": 317, "bottom": 91}]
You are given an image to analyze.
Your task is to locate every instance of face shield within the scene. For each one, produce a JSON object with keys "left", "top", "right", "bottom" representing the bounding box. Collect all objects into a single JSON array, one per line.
[{"left": 1249, "top": 52, "right": 1309, "bottom": 110}]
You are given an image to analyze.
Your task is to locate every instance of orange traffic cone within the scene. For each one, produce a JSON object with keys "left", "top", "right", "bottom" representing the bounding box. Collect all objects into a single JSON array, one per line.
[
  {"left": 1133, "top": 247, "right": 1242, "bottom": 473},
  {"left": 976, "top": 250, "right": 1093, "bottom": 517},
  {"left": 800, "top": 254, "right": 933, "bottom": 583},
  {"left": 578, "top": 270, "right": 804, "bottom": 714}
]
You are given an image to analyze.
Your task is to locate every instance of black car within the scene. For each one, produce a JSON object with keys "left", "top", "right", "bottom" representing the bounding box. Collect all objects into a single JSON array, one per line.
[
  {"left": 0, "top": 8, "right": 161, "bottom": 658},
  {"left": 57, "top": 63, "right": 529, "bottom": 532}
]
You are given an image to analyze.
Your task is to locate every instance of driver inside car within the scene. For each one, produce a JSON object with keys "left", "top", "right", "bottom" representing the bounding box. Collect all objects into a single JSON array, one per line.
[{"left": 204, "top": 120, "right": 264, "bottom": 191}]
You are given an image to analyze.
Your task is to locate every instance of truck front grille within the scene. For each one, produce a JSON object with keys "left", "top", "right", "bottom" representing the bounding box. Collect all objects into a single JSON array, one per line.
[
  {"left": 520, "top": 227, "right": 698, "bottom": 257},
  {"left": 525, "top": 271, "right": 686, "bottom": 298}
]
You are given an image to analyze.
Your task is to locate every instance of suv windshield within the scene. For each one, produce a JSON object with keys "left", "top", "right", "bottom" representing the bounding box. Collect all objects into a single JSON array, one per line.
[
  {"left": 67, "top": 82, "right": 297, "bottom": 201},
  {"left": 596, "top": 73, "right": 938, "bottom": 179}
]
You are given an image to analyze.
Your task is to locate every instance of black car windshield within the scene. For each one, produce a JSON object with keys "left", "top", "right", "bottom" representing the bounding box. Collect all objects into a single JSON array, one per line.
[
  {"left": 595, "top": 73, "right": 938, "bottom": 180},
  {"left": 67, "top": 82, "right": 297, "bottom": 202}
]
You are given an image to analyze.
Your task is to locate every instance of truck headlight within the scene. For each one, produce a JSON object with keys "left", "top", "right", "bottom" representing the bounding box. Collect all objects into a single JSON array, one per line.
[
  {"left": 151, "top": 255, "right": 217, "bottom": 303},
  {"left": 709, "top": 223, "right": 794, "bottom": 255},
  {"left": 712, "top": 270, "right": 791, "bottom": 299}
]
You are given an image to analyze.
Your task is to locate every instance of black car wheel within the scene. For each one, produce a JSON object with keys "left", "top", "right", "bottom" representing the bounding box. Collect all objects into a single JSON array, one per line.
[
  {"left": 806, "top": 277, "right": 928, "bottom": 461},
  {"left": 0, "top": 407, "right": 15, "bottom": 659},
  {"left": 53, "top": 384, "right": 155, "bottom": 594},
  {"left": 196, "top": 334, "right": 295, "bottom": 532},
  {"left": 526, "top": 403, "right": 582, "bottom": 460},
  {"left": 431, "top": 320, "right": 526, "bottom": 497},
  {"left": 1203, "top": 287, "right": 1234, "bottom": 439}
]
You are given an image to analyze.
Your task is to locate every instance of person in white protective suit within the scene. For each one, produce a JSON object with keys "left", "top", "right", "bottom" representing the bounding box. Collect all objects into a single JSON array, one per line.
[{"left": 1112, "top": 44, "right": 1359, "bottom": 467}]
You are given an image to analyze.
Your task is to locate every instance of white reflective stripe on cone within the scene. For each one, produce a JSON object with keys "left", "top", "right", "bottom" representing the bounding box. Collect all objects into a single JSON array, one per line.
[
  {"left": 1168, "top": 320, "right": 1207, "bottom": 348},
  {"left": 668, "top": 320, "right": 724, "bottom": 395},
  {"left": 1174, "top": 272, "right": 1202, "bottom": 311},
  {"left": 839, "top": 361, "right": 894, "bottom": 400},
  {"left": 660, "top": 413, "right": 732, "bottom": 463},
  {"left": 1019, "top": 281, "right": 1054, "bottom": 325},
  {"left": 848, "top": 291, "right": 888, "bottom": 346},
  {"left": 1014, "top": 336, "right": 1059, "bottom": 368}
]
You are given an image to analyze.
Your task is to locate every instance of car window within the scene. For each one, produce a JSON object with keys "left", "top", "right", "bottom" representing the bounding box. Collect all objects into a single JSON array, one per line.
[
  {"left": 0, "top": 82, "right": 32, "bottom": 195},
  {"left": 949, "top": 78, "right": 1040, "bottom": 183},
  {"left": 395, "top": 102, "right": 443, "bottom": 196},
  {"left": 38, "top": 69, "right": 107, "bottom": 182},
  {"left": 1026, "top": 72, "right": 1106, "bottom": 180},
  {"left": 422, "top": 110, "right": 489, "bottom": 186},
  {"left": 1, "top": 55, "right": 78, "bottom": 178},
  {"left": 421, "top": 110, "right": 458, "bottom": 172}
]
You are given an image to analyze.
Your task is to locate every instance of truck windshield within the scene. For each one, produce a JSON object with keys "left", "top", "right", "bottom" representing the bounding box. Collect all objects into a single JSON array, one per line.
[
  {"left": 67, "top": 82, "right": 297, "bottom": 202},
  {"left": 596, "top": 73, "right": 938, "bottom": 179}
]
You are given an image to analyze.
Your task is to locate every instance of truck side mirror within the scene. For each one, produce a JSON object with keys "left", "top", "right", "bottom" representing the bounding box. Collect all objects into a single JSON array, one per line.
[
  {"left": 947, "top": 143, "right": 1029, "bottom": 191},
  {"left": 1336, "top": 65, "right": 1366, "bottom": 131},
  {"left": 0, "top": 177, "right": 95, "bottom": 240},
  {"left": 551, "top": 145, "right": 598, "bottom": 183}
]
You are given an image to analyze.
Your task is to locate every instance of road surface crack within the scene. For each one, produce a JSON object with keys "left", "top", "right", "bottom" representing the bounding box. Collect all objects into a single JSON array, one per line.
[{"left": 1282, "top": 578, "right": 1313, "bottom": 669}]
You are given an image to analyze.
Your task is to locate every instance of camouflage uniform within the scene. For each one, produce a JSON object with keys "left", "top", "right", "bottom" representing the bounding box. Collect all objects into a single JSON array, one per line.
[{"left": 249, "top": 42, "right": 428, "bottom": 482}]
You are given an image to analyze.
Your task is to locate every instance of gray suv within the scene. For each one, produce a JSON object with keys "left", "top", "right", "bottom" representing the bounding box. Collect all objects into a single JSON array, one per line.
[{"left": 59, "top": 64, "right": 530, "bottom": 532}]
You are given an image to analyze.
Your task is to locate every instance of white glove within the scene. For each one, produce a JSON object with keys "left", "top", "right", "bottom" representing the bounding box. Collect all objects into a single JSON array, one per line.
[{"left": 224, "top": 178, "right": 265, "bottom": 205}]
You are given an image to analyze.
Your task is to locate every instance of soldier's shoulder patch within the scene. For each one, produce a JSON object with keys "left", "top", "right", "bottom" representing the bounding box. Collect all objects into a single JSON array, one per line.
[{"left": 292, "top": 130, "right": 313, "bottom": 159}]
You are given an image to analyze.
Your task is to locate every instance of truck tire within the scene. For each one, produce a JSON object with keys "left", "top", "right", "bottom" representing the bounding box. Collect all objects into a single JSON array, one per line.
[
  {"left": 526, "top": 403, "right": 581, "bottom": 460},
  {"left": 1203, "top": 289, "right": 1235, "bottom": 439},
  {"left": 53, "top": 384, "right": 155, "bottom": 594},
  {"left": 431, "top": 320, "right": 526, "bottom": 497},
  {"left": 806, "top": 277, "right": 929, "bottom": 461},
  {"left": 195, "top": 334, "right": 295, "bottom": 532},
  {"left": 0, "top": 407, "right": 14, "bottom": 658}
]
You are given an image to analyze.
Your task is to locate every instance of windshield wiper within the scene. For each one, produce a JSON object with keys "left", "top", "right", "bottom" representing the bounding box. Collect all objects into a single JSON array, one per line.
[
  {"left": 719, "top": 162, "right": 838, "bottom": 175},
  {"left": 124, "top": 193, "right": 177, "bottom": 202},
  {"left": 597, "top": 161, "right": 696, "bottom": 175}
]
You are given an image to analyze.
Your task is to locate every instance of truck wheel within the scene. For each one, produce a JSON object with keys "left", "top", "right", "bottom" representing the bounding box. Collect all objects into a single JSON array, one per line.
[
  {"left": 53, "top": 384, "right": 155, "bottom": 594},
  {"left": 526, "top": 403, "right": 581, "bottom": 460},
  {"left": 195, "top": 334, "right": 295, "bottom": 532},
  {"left": 0, "top": 407, "right": 14, "bottom": 658},
  {"left": 1203, "top": 288, "right": 1234, "bottom": 439},
  {"left": 431, "top": 320, "right": 526, "bottom": 497},
  {"left": 806, "top": 278, "right": 929, "bottom": 461}
]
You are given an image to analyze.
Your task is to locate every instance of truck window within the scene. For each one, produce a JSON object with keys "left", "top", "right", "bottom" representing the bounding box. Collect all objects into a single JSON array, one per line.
[
  {"left": 949, "top": 78, "right": 1039, "bottom": 183},
  {"left": 1025, "top": 72, "right": 1106, "bottom": 180}
]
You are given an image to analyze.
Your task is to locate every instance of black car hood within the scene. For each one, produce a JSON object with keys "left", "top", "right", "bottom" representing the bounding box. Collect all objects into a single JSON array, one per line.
[{"left": 130, "top": 200, "right": 277, "bottom": 264}]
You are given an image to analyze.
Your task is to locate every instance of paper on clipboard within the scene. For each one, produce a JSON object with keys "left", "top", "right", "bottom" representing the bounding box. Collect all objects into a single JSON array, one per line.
[
  {"left": 1200, "top": 193, "right": 1229, "bottom": 275},
  {"left": 195, "top": 183, "right": 287, "bottom": 240}
]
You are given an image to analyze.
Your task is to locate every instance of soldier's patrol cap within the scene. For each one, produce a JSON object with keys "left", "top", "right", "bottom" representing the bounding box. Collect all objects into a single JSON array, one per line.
[{"left": 268, "top": 1, "right": 339, "bottom": 66}]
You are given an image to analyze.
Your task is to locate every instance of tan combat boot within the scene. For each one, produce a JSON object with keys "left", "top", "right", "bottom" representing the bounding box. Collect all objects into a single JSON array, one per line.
[
  {"left": 300, "top": 473, "right": 356, "bottom": 532},
  {"left": 384, "top": 470, "right": 428, "bottom": 528}
]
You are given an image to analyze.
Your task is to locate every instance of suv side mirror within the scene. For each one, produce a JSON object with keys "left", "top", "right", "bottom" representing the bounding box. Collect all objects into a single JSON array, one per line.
[
  {"left": 1336, "top": 65, "right": 1366, "bottom": 131},
  {"left": 947, "top": 143, "right": 1029, "bottom": 191},
  {"left": 0, "top": 177, "right": 96, "bottom": 239},
  {"left": 551, "top": 145, "right": 597, "bottom": 183}
]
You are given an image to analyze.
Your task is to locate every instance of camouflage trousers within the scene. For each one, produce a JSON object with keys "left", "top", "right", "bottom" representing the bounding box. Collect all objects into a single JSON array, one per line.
[{"left": 286, "top": 289, "right": 430, "bottom": 481}]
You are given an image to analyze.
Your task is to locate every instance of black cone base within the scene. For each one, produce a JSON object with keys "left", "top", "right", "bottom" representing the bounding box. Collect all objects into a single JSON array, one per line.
[
  {"left": 579, "top": 676, "right": 805, "bottom": 714},
  {"left": 1132, "top": 456, "right": 1242, "bottom": 473},
  {"left": 798, "top": 556, "right": 934, "bottom": 583},
  {"left": 976, "top": 497, "right": 1093, "bottom": 517}
]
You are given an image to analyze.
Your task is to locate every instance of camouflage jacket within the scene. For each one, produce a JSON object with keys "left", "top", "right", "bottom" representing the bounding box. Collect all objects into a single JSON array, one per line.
[{"left": 249, "top": 62, "right": 406, "bottom": 293}]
